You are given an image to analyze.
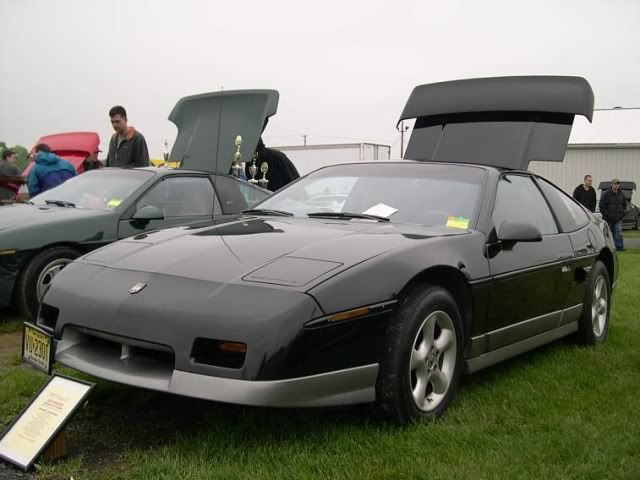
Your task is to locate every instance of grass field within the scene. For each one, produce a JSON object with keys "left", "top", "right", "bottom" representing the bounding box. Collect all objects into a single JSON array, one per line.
[{"left": 1, "top": 252, "right": 639, "bottom": 479}]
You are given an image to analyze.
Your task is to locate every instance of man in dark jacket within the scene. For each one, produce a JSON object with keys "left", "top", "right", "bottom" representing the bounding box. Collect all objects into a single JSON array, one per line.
[
  {"left": 27, "top": 144, "right": 77, "bottom": 196},
  {"left": 0, "top": 149, "right": 23, "bottom": 200},
  {"left": 599, "top": 178, "right": 627, "bottom": 250},
  {"left": 573, "top": 174, "right": 597, "bottom": 212},
  {"left": 105, "top": 105, "right": 149, "bottom": 168},
  {"left": 245, "top": 138, "right": 299, "bottom": 192}
]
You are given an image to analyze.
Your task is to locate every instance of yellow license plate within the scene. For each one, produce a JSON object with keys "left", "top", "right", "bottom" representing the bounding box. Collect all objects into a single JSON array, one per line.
[{"left": 22, "top": 323, "right": 53, "bottom": 374}]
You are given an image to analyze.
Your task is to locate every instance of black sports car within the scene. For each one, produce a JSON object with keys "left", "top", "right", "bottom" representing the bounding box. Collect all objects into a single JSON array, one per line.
[{"left": 36, "top": 76, "right": 618, "bottom": 424}]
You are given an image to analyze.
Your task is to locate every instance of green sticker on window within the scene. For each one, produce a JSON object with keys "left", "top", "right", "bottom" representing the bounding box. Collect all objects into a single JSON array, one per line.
[{"left": 446, "top": 216, "right": 469, "bottom": 229}]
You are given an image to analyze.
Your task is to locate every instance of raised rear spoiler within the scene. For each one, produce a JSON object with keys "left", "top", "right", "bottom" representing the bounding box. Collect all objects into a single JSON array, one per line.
[{"left": 398, "top": 76, "right": 594, "bottom": 170}]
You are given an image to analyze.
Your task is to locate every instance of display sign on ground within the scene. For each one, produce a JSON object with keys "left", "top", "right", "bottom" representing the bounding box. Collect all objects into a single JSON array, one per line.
[{"left": 0, "top": 375, "right": 94, "bottom": 470}]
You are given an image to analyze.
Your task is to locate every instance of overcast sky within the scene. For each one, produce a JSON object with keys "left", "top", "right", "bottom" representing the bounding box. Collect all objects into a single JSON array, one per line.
[{"left": 1, "top": 0, "right": 638, "bottom": 158}]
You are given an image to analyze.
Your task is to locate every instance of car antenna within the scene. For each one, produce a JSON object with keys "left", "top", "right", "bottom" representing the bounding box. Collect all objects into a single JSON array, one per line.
[{"left": 211, "top": 86, "right": 225, "bottom": 209}]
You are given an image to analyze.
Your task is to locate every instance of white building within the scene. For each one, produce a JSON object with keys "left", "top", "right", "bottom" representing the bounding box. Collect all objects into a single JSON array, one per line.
[
  {"left": 274, "top": 142, "right": 391, "bottom": 177},
  {"left": 530, "top": 108, "right": 640, "bottom": 197}
]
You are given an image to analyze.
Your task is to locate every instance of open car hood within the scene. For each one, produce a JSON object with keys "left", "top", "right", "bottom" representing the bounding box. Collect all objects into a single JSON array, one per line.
[
  {"left": 23, "top": 131, "right": 100, "bottom": 176},
  {"left": 598, "top": 181, "right": 635, "bottom": 202},
  {"left": 399, "top": 76, "right": 594, "bottom": 170},
  {"left": 169, "top": 89, "right": 278, "bottom": 174}
]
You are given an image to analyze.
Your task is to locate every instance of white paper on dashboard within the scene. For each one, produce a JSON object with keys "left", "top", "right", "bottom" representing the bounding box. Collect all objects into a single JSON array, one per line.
[{"left": 362, "top": 203, "right": 398, "bottom": 218}]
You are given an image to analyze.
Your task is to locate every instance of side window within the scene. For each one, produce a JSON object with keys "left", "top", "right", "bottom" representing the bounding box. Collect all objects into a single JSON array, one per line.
[
  {"left": 492, "top": 174, "right": 558, "bottom": 235},
  {"left": 136, "top": 176, "right": 214, "bottom": 218},
  {"left": 236, "top": 182, "right": 270, "bottom": 207},
  {"left": 212, "top": 176, "right": 269, "bottom": 213},
  {"left": 536, "top": 177, "right": 590, "bottom": 232}
]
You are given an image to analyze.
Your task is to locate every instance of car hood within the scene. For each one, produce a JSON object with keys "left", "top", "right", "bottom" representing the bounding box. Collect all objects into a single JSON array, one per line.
[
  {"left": 81, "top": 217, "right": 469, "bottom": 288},
  {"left": 0, "top": 203, "right": 112, "bottom": 229},
  {"left": 0, "top": 203, "right": 114, "bottom": 246},
  {"left": 169, "top": 89, "right": 278, "bottom": 175}
]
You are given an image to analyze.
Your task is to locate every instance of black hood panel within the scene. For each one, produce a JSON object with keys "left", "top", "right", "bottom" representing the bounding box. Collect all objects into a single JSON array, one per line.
[{"left": 81, "top": 218, "right": 467, "bottom": 288}]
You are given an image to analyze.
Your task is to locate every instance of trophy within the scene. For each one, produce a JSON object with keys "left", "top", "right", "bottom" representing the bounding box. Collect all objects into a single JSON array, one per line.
[
  {"left": 259, "top": 161, "right": 269, "bottom": 189},
  {"left": 231, "top": 135, "right": 242, "bottom": 178},
  {"left": 163, "top": 140, "right": 169, "bottom": 162},
  {"left": 248, "top": 152, "right": 259, "bottom": 184}
]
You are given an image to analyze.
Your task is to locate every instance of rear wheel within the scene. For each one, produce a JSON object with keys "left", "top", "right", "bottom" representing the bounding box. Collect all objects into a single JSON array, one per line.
[
  {"left": 576, "top": 260, "right": 611, "bottom": 345},
  {"left": 14, "top": 246, "right": 81, "bottom": 320},
  {"left": 376, "top": 284, "right": 464, "bottom": 424}
]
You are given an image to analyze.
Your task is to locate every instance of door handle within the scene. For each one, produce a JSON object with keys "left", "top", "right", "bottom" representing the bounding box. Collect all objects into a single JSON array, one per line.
[{"left": 557, "top": 254, "right": 573, "bottom": 261}]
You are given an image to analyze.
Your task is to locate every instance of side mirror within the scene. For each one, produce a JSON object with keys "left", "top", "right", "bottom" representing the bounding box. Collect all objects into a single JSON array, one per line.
[
  {"left": 497, "top": 221, "right": 542, "bottom": 242},
  {"left": 132, "top": 205, "right": 164, "bottom": 221}
]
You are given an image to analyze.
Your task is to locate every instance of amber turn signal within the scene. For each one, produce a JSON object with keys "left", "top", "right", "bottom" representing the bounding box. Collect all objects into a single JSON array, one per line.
[
  {"left": 328, "top": 307, "right": 370, "bottom": 323},
  {"left": 218, "top": 341, "right": 247, "bottom": 353}
]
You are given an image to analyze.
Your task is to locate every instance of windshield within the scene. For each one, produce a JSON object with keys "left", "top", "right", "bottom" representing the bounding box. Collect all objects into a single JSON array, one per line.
[
  {"left": 256, "top": 163, "right": 485, "bottom": 227},
  {"left": 31, "top": 169, "right": 154, "bottom": 210}
]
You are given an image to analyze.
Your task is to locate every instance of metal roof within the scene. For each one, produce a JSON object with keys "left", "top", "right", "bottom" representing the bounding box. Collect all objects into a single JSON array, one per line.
[{"left": 569, "top": 107, "right": 640, "bottom": 145}]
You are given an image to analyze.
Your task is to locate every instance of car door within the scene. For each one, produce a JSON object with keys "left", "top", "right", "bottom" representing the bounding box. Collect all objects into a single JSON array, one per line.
[
  {"left": 117, "top": 175, "right": 219, "bottom": 238},
  {"left": 535, "top": 177, "right": 597, "bottom": 320},
  {"left": 485, "top": 173, "right": 573, "bottom": 351}
]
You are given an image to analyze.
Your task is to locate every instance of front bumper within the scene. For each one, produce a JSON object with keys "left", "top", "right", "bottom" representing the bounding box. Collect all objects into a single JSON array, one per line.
[{"left": 55, "top": 328, "right": 378, "bottom": 407}]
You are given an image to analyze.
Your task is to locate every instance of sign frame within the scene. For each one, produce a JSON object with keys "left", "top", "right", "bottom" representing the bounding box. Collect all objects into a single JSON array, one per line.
[
  {"left": 21, "top": 322, "right": 54, "bottom": 375},
  {"left": 0, "top": 374, "right": 94, "bottom": 471}
]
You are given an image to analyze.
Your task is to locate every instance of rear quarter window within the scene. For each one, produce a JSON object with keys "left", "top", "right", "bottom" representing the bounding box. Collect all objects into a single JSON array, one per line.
[{"left": 536, "top": 177, "right": 590, "bottom": 232}]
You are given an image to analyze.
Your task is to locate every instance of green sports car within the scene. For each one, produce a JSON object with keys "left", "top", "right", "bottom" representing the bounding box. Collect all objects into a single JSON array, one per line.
[
  {"left": 0, "top": 167, "right": 269, "bottom": 318},
  {"left": 1, "top": 88, "right": 288, "bottom": 319}
]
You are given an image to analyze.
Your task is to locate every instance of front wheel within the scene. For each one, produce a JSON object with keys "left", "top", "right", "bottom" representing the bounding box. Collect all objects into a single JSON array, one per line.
[
  {"left": 576, "top": 260, "right": 611, "bottom": 345},
  {"left": 14, "top": 246, "right": 81, "bottom": 320},
  {"left": 376, "top": 284, "right": 464, "bottom": 425}
]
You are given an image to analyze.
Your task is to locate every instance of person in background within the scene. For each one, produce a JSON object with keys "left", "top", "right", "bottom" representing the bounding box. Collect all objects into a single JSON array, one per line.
[
  {"left": 82, "top": 150, "right": 103, "bottom": 171},
  {"left": 0, "top": 149, "right": 23, "bottom": 200},
  {"left": 105, "top": 105, "right": 149, "bottom": 168},
  {"left": 572, "top": 174, "right": 597, "bottom": 212},
  {"left": 246, "top": 138, "right": 299, "bottom": 192},
  {"left": 599, "top": 178, "right": 627, "bottom": 251},
  {"left": 27, "top": 144, "right": 77, "bottom": 197}
]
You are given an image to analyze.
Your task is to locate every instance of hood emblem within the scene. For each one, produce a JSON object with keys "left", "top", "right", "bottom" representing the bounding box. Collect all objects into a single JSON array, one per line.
[{"left": 129, "top": 282, "right": 147, "bottom": 294}]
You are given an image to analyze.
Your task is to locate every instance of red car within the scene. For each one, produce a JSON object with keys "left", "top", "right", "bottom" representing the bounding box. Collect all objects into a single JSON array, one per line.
[
  {"left": 15, "top": 132, "right": 101, "bottom": 201},
  {"left": 22, "top": 131, "right": 101, "bottom": 178}
]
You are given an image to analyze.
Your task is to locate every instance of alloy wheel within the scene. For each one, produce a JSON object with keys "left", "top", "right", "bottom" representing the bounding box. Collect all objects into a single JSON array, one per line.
[
  {"left": 409, "top": 310, "right": 457, "bottom": 412},
  {"left": 591, "top": 275, "right": 608, "bottom": 337},
  {"left": 36, "top": 258, "right": 72, "bottom": 302}
]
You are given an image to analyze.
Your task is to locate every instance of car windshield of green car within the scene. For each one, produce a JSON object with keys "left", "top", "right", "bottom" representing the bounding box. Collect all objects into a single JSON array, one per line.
[{"left": 30, "top": 169, "right": 154, "bottom": 210}]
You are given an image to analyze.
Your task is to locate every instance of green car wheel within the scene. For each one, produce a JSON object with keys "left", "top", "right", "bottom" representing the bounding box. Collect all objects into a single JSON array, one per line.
[{"left": 14, "top": 246, "right": 81, "bottom": 320}]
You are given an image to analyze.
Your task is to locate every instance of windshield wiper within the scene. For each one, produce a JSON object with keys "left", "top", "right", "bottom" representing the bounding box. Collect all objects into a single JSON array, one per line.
[
  {"left": 307, "top": 212, "right": 390, "bottom": 222},
  {"left": 242, "top": 208, "right": 293, "bottom": 217},
  {"left": 45, "top": 199, "right": 76, "bottom": 208}
]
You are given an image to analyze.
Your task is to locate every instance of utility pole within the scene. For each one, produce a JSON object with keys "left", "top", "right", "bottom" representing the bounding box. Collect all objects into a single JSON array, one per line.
[
  {"left": 302, "top": 134, "right": 307, "bottom": 147},
  {"left": 398, "top": 121, "right": 409, "bottom": 158}
]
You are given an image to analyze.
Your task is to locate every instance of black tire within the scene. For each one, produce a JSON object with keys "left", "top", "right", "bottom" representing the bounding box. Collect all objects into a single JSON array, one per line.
[
  {"left": 14, "top": 246, "right": 81, "bottom": 320},
  {"left": 575, "top": 260, "right": 611, "bottom": 345},
  {"left": 376, "top": 284, "right": 464, "bottom": 425}
]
